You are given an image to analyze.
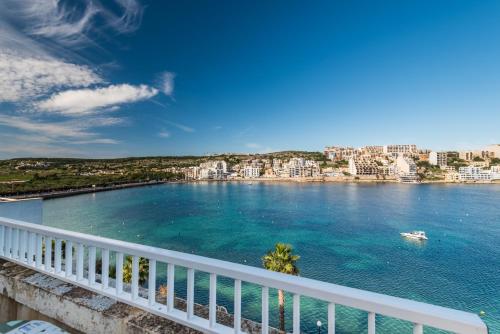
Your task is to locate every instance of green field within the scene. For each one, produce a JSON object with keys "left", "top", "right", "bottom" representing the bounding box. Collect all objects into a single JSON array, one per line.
[{"left": 0, "top": 151, "right": 324, "bottom": 196}]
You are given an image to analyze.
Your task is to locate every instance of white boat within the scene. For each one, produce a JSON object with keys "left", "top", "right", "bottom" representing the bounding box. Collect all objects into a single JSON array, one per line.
[{"left": 400, "top": 231, "right": 428, "bottom": 240}]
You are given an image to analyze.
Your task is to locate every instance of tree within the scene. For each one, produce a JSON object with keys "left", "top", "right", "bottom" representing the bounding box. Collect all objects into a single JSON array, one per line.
[
  {"left": 122, "top": 256, "right": 149, "bottom": 284},
  {"left": 262, "top": 243, "right": 300, "bottom": 332}
]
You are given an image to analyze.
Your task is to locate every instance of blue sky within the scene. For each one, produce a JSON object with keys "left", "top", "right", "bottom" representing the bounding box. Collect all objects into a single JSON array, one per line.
[{"left": 1, "top": 0, "right": 499, "bottom": 158}]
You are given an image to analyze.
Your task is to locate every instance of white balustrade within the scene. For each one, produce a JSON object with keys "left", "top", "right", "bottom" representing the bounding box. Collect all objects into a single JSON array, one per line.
[
  {"left": 0, "top": 217, "right": 488, "bottom": 334},
  {"left": 328, "top": 302, "right": 335, "bottom": 334},
  {"left": 102, "top": 248, "right": 109, "bottom": 289},
  {"left": 187, "top": 267, "right": 195, "bottom": 319},
  {"left": 261, "top": 287, "right": 269, "bottom": 334},
  {"left": 148, "top": 259, "right": 156, "bottom": 306},
  {"left": 234, "top": 279, "right": 242, "bottom": 333},
  {"left": 65, "top": 240, "right": 73, "bottom": 277}
]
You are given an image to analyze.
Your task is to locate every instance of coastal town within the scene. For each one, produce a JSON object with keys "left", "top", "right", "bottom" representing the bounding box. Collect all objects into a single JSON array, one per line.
[
  {"left": 183, "top": 144, "right": 500, "bottom": 183},
  {"left": 1, "top": 143, "right": 500, "bottom": 196}
]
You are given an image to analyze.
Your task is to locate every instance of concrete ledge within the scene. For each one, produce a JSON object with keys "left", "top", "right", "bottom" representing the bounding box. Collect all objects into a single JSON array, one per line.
[{"left": 0, "top": 260, "right": 280, "bottom": 334}]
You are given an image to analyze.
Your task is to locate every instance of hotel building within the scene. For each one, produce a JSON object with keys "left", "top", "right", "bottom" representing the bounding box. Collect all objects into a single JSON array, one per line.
[
  {"left": 383, "top": 144, "right": 418, "bottom": 156},
  {"left": 429, "top": 152, "right": 447, "bottom": 167},
  {"left": 458, "top": 166, "right": 491, "bottom": 181},
  {"left": 348, "top": 158, "right": 379, "bottom": 176}
]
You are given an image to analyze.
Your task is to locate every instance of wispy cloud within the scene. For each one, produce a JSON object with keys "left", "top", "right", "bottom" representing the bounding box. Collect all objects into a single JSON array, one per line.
[
  {"left": 160, "top": 71, "right": 176, "bottom": 97},
  {"left": 0, "top": 51, "right": 103, "bottom": 103},
  {"left": 0, "top": 115, "right": 122, "bottom": 142},
  {"left": 37, "top": 84, "right": 158, "bottom": 115},
  {"left": 164, "top": 120, "right": 195, "bottom": 133},
  {"left": 158, "top": 130, "right": 171, "bottom": 138},
  {"left": 0, "top": 1, "right": 194, "bottom": 158},
  {"left": 3, "top": 0, "right": 144, "bottom": 46},
  {"left": 0, "top": 143, "right": 83, "bottom": 156}
]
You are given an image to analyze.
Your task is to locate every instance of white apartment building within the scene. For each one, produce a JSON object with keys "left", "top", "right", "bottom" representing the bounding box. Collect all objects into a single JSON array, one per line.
[
  {"left": 185, "top": 166, "right": 200, "bottom": 180},
  {"left": 458, "top": 167, "right": 491, "bottom": 181},
  {"left": 282, "top": 158, "right": 320, "bottom": 177},
  {"left": 395, "top": 156, "right": 418, "bottom": 182},
  {"left": 490, "top": 165, "right": 500, "bottom": 180},
  {"left": 445, "top": 171, "right": 460, "bottom": 182},
  {"left": 383, "top": 145, "right": 418, "bottom": 157},
  {"left": 429, "top": 151, "right": 447, "bottom": 167},
  {"left": 324, "top": 146, "right": 359, "bottom": 161},
  {"left": 485, "top": 144, "right": 500, "bottom": 158},
  {"left": 459, "top": 150, "right": 492, "bottom": 161},
  {"left": 396, "top": 156, "right": 417, "bottom": 175},
  {"left": 198, "top": 160, "right": 228, "bottom": 180},
  {"left": 348, "top": 158, "right": 379, "bottom": 176},
  {"left": 243, "top": 166, "right": 261, "bottom": 178},
  {"left": 362, "top": 146, "right": 384, "bottom": 155}
]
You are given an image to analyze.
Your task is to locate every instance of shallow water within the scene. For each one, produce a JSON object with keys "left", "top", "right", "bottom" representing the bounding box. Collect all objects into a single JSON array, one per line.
[{"left": 43, "top": 183, "right": 500, "bottom": 333}]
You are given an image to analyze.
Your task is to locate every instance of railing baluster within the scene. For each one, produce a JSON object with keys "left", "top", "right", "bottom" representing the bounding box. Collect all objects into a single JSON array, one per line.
[
  {"left": 293, "top": 294, "right": 300, "bottom": 334},
  {"left": 19, "top": 230, "right": 27, "bottom": 262},
  {"left": 4, "top": 227, "right": 11, "bottom": 258},
  {"left": 234, "top": 279, "right": 242, "bottom": 333},
  {"left": 131, "top": 255, "right": 139, "bottom": 300},
  {"left": 261, "top": 287, "right": 269, "bottom": 334},
  {"left": 116, "top": 252, "right": 123, "bottom": 294},
  {"left": 27, "top": 232, "right": 35, "bottom": 266},
  {"left": 328, "top": 303, "right": 336, "bottom": 334},
  {"left": 0, "top": 225, "right": 4, "bottom": 256},
  {"left": 54, "top": 238, "right": 62, "bottom": 273},
  {"left": 65, "top": 240, "right": 73, "bottom": 277},
  {"left": 44, "top": 236, "right": 52, "bottom": 271},
  {"left": 186, "top": 268, "right": 194, "bottom": 319},
  {"left": 102, "top": 248, "right": 109, "bottom": 289},
  {"left": 148, "top": 259, "right": 156, "bottom": 306},
  {"left": 35, "top": 234, "right": 42, "bottom": 268},
  {"left": 76, "top": 243, "right": 84, "bottom": 281},
  {"left": 413, "top": 323, "right": 423, "bottom": 334},
  {"left": 88, "top": 246, "right": 96, "bottom": 285},
  {"left": 167, "top": 263, "right": 175, "bottom": 311},
  {"left": 368, "top": 312, "right": 376, "bottom": 334},
  {"left": 12, "top": 228, "right": 19, "bottom": 259},
  {"left": 209, "top": 273, "right": 217, "bottom": 328}
]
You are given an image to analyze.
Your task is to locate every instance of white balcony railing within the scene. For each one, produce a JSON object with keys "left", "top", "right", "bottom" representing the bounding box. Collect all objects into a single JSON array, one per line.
[{"left": 0, "top": 217, "right": 488, "bottom": 334}]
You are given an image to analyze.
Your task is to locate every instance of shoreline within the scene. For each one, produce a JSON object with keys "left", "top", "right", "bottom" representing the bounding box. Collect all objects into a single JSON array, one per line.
[
  {"left": 4, "top": 180, "right": 178, "bottom": 200},
  {"left": 3, "top": 177, "right": 499, "bottom": 200}
]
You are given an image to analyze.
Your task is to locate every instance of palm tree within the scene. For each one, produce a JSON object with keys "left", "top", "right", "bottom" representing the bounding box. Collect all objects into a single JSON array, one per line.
[
  {"left": 122, "top": 256, "right": 149, "bottom": 284},
  {"left": 262, "top": 243, "right": 300, "bottom": 332}
]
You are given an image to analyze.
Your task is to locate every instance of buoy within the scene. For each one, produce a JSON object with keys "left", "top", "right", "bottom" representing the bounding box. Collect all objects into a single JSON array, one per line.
[{"left": 479, "top": 310, "right": 486, "bottom": 317}]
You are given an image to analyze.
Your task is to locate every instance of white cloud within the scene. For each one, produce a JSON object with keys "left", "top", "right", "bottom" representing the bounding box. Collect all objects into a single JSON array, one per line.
[
  {"left": 158, "top": 130, "right": 171, "bottom": 138},
  {"left": 0, "top": 1, "right": 149, "bottom": 158},
  {"left": 0, "top": 115, "right": 122, "bottom": 142},
  {"left": 160, "top": 71, "right": 176, "bottom": 96},
  {"left": 37, "top": 84, "right": 158, "bottom": 115},
  {"left": 72, "top": 138, "right": 120, "bottom": 144},
  {"left": 2, "top": 0, "right": 144, "bottom": 46},
  {"left": 0, "top": 51, "right": 103, "bottom": 103}
]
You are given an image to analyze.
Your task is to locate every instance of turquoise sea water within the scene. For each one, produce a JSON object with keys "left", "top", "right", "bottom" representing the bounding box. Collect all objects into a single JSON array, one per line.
[{"left": 43, "top": 183, "right": 500, "bottom": 333}]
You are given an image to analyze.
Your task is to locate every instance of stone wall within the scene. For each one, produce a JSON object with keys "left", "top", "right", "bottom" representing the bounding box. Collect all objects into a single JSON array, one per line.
[{"left": 0, "top": 259, "right": 282, "bottom": 334}]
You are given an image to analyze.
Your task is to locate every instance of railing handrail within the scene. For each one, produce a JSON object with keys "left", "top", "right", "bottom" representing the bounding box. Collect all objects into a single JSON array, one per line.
[{"left": 0, "top": 216, "right": 488, "bottom": 334}]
